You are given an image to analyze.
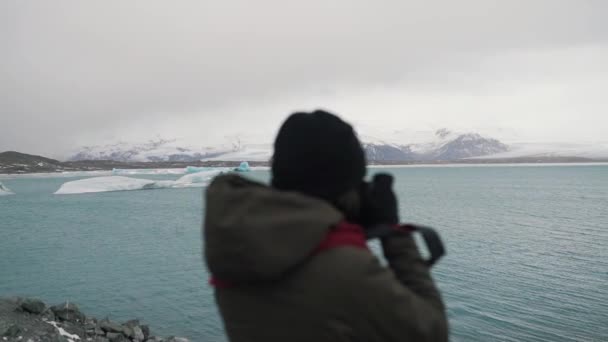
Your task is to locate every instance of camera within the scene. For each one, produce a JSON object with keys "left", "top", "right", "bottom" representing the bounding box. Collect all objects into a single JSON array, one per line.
[{"left": 359, "top": 173, "right": 446, "bottom": 267}]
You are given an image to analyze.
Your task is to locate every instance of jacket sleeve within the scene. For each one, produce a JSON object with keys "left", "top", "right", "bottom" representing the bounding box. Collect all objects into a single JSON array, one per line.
[{"left": 349, "top": 233, "right": 448, "bottom": 342}]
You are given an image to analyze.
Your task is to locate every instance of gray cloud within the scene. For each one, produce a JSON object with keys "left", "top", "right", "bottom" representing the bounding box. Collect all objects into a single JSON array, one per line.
[{"left": 2, "top": 0, "right": 608, "bottom": 157}]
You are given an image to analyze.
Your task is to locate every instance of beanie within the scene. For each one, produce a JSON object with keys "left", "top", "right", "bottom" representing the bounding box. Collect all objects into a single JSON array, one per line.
[{"left": 271, "top": 110, "right": 366, "bottom": 201}]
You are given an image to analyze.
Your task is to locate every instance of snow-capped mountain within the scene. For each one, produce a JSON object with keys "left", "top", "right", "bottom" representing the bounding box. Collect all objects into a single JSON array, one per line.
[
  {"left": 429, "top": 133, "right": 509, "bottom": 160},
  {"left": 69, "top": 138, "right": 236, "bottom": 162},
  {"left": 364, "top": 129, "right": 509, "bottom": 161},
  {"left": 363, "top": 143, "right": 415, "bottom": 161},
  {"left": 67, "top": 129, "right": 511, "bottom": 162}
]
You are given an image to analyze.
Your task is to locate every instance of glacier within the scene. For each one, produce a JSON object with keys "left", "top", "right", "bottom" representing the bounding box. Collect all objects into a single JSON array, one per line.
[
  {"left": 475, "top": 142, "right": 608, "bottom": 160},
  {"left": 69, "top": 138, "right": 239, "bottom": 162},
  {"left": 200, "top": 144, "right": 272, "bottom": 162},
  {"left": 0, "top": 182, "right": 14, "bottom": 195},
  {"left": 66, "top": 128, "right": 608, "bottom": 164},
  {"left": 54, "top": 170, "right": 222, "bottom": 195}
]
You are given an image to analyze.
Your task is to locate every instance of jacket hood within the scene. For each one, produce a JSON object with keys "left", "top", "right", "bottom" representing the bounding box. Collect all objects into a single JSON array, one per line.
[{"left": 204, "top": 174, "right": 343, "bottom": 283}]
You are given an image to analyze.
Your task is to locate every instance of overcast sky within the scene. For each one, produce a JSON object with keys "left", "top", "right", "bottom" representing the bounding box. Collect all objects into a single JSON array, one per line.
[{"left": 2, "top": 0, "right": 608, "bottom": 157}]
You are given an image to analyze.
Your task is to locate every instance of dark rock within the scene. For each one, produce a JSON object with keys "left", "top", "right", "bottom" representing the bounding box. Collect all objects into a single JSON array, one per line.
[
  {"left": 132, "top": 326, "right": 145, "bottom": 341},
  {"left": 0, "top": 297, "right": 186, "bottom": 342},
  {"left": 85, "top": 317, "right": 98, "bottom": 328},
  {"left": 145, "top": 337, "right": 164, "bottom": 342},
  {"left": 2, "top": 324, "right": 23, "bottom": 337},
  {"left": 99, "top": 320, "right": 123, "bottom": 333},
  {"left": 41, "top": 308, "right": 56, "bottom": 321},
  {"left": 122, "top": 319, "right": 141, "bottom": 339},
  {"left": 84, "top": 319, "right": 98, "bottom": 336},
  {"left": 122, "top": 325, "right": 134, "bottom": 338},
  {"left": 165, "top": 337, "right": 189, "bottom": 342},
  {"left": 123, "top": 319, "right": 140, "bottom": 328},
  {"left": 105, "top": 332, "right": 120, "bottom": 339},
  {"left": 86, "top": 321, "right": 101, "bottom": 336},
  {"left": 109, "top": 333, "right": 129, "bottom": 342},
  {"left": 50, "top": 302, "right": 85, "bottom": 323},
  {"left": 141, "top": 325, "right": 150, "bottom": 339},
  {"left": 56, "top": 320, "right": 86, "bottom": 339},
  {"left": 21, "top": 298, "right": 46, "bottom": 314},
  {"left": 11, "top": 296, "right": 24, "bottom": 306},
  {"left": 37, "top": 334, "right": 69, "bottom": 342}
]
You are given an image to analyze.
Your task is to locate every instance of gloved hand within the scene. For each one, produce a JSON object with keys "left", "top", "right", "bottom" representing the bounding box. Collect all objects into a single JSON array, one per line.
[{"left": 359, "top": 173, "right": 399, "bottom": 227}]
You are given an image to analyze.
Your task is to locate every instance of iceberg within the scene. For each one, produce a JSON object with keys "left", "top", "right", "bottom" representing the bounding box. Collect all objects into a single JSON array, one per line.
[
  {"left": 54, "top": 170, "right": 223, "bottom": 195},
  {"left": 112, "top": 168, "right": 186, "bottom": 175},
  {"left": 0, "top": 182, "right": 14, "bottom": 195},
  {"left": 174, "top": 170, "right": 223, "bottom": 185},
  {"left": 54, "top": 176, "right": 157, "bottom": 194},
  {"left": 233, "top": 161, "right": 251, "bottom": 172},
  {"left": 185, "top": 166, "right": 211, "bottom": 174}
]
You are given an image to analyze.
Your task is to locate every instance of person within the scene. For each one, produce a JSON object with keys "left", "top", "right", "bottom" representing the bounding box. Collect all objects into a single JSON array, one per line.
[{"left": 203, "top": 110, "right": 448, "bottom": 342}]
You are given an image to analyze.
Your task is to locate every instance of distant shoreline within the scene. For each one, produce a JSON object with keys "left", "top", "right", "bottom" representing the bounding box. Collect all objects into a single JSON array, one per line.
[
  {"left": 1, "top": 158, "right": 607, "bottom": 176},
  {"left": 3, "top": 150, "right": 608, "bottom": 175}
]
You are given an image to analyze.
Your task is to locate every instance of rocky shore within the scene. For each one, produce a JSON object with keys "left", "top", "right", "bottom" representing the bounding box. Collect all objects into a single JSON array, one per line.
[{"left": 0, "top": 298, "right": 189, "bottom": 342}]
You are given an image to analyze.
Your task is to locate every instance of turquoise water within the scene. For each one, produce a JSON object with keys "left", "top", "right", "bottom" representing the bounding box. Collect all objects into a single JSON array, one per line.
[{"left": 1, "top": 165, "right": 607, "bottom": 341}]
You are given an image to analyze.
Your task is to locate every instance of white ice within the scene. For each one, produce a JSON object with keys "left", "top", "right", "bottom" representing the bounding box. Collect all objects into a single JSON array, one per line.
[
  {"left": 0, "top": 182, "right": 14, "bottom": 195},
  {"left": 173, "top": 170, "right": 223, "bottom": 185},
  {"left": 54, "top": 176, "right": 157, "bottom": 194},
  {"left": 185, "top": 166, "right": 211, "bottom": 174},
  {"left": 201, "top": 144, "right": 272, "bottom": 161},
  {"left": 475, "top": 142, "right": 608, "bottom": 159},
  {"left": 112, "top": 168, "right": 186, "bottom": 175},
  {"left": 54, "top": 170, "right": 223, "bottom": 195},
  {"left": 45, "top": 321, "right": 81, "bottom": 341},
  {"left": 234, "top": 161, "right": 251, "bottom": 172}
]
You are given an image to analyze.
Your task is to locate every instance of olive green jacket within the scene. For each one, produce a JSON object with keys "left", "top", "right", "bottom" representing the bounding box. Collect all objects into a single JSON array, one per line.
[{"left": 204, "top": 174, "right": 448, "bottom": 342}]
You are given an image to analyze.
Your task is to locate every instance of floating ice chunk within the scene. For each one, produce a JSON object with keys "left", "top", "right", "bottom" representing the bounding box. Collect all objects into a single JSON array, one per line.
[
  {"left": 0, "top": 182, "right": 14, "bottom": 195},
  {"left": 185, "top": 166, "right": 210, "bottom": 174},
  {"left": 174, "top": 170, "right": 223, "bottom": 186},
  {"left": 54, "top": 176, "right": 157, "bottom": 194},
  {"left": 54, "top": 171, "right": 224, "bottom": 194},
  {"left": 112, "top": 168, "right": 185, "bottom": 175},
  {"left": 233, "top": 161, "right": 251, "bottom": 172}
]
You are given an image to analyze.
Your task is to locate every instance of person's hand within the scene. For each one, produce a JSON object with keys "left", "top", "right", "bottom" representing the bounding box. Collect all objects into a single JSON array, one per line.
[{"left": 359, "top": 173, "right": 399, "bottom": 227}]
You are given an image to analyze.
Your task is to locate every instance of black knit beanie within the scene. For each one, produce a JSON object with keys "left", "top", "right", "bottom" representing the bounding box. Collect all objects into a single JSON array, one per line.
[{"left": 271, "top": 110, "right": 366, "bottom": 201}]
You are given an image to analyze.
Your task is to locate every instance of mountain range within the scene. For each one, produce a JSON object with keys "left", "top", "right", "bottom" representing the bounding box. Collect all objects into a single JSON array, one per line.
[
  {"left": 2, "top": 128, "right": 607, "bottom": 174},
  {"left": 67, "top": 129, "right": 512, "bottom": 163}
]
